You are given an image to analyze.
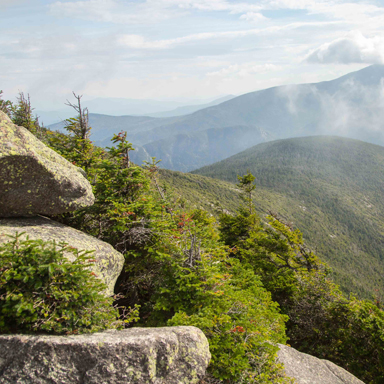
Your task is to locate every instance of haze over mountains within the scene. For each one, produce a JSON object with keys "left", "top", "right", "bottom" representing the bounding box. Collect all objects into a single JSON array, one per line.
[
  {"left": 40, "top": 95, "right": 234, "bottom": 126},
  {"left": 49, "top": 64, "right": 384, "bottom": 171}
]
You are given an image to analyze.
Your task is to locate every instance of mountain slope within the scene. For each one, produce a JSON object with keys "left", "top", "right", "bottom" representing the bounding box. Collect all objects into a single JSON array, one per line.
[
  {"left": 50, "top": 64, "right": 384, "bottom": 171},
  {"left": 191, "top": 136, "right": 384, "bottom": 299},
  {"left": 49, "top": 114, "right": 183, "bottom": 147},
  {"left": 41, "top": 95, "right": 235, "bottom": 126},
  {"left": 38, "top": 98, "right": 188, "bottom": 126},
  {"left": 142, "top": 125, "right": 272, "bottom": 172},
  {"left": 146, "top": 64, "right": 384, "bottom": 156},
  {"left": 145, "top": 95, "right": 235, "bottom": 117}
]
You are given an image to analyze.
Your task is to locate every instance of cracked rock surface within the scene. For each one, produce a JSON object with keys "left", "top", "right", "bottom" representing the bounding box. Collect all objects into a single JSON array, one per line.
[
  {"left": 0, "top": 326, "right": 211, "bottom": 384},
  {"left": 0, "top": 111, "right": 94, "bottom": 217},
  {"left": 277, "top": 344, "right": 365, "bottom": 384}
]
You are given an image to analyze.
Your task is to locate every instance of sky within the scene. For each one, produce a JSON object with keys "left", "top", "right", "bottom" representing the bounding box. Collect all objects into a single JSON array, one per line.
[{"left": 2, "top": 0, "right": 384, "bottom": 110}]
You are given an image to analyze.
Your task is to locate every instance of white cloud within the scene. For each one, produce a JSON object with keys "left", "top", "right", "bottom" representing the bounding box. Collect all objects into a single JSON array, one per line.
[
  {"left": 0, "top": 31, "right": 121, "bottom": 107},
  {"left": 264, "top": 0, "right": 323, "bottom": 10},
  {"left": 49, "top": 0, "right": 183, "bottom": 24},
  {"left": 307, "top": 31, "right": 384, "bottom": 64},
  {"left": 6, "top": 0, "right": 384, "bottom": 108},
  {"left": 49, "top": 0, "right": 266, "bottom": 24},
  {"left": 168, "top": 0, "right": 262, "bottom": 13},
  {"left": 118, "top": 35, "right": 160, "bottom": 49},
  {"left": 118, "top": 30, "right": 259, "bottom": 50},
  {"left": 240, "top": 12, "right": 267, "bottom": 22},
  {"left": 118, "top": 20, "right": 343, "bottom": 50},
  {"left": 274, "top": 76, "right": 384, "bottom": 137},
  {"left": 263, "top": 0, "right": 384, "bottom": 32},
  {"left": 49, "top": 0, "right": 116, "bottom": 21}
]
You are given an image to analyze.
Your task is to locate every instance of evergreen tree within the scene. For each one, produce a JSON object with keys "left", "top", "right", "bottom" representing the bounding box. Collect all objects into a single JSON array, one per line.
[
  {"left": 220, "top": 171, "right": 384, "bottom": 383},
  {"left": 0, "top": 90, "right": 12, "bottom": 116},
  {"left": 237, "top": 170, "right": 256, "bottom": 214},
  {"left": 14, "top": 96, "right": 384, "bottom": 383},
  {"left": 11, "top": 92, "right": 41, "bottom": 136}
]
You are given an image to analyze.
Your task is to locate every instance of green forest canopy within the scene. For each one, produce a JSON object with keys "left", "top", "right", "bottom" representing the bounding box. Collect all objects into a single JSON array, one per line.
[
  {"left": 2, "top": 92, "right": 384, "bottom": 383},
  {"left": 192, "top": 136, "right": 384, "bottom": 300}
]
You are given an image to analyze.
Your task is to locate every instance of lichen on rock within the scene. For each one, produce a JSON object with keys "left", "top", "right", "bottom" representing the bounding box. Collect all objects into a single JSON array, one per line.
[
  {"left": 0, "top": 111, "right": 94, "bottom": 217},
  {"left": 0, "top": 326, "right": 211, "bottom": 384}
]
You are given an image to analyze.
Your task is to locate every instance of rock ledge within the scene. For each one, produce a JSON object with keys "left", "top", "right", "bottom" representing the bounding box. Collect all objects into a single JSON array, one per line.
[
  {"left": 0, "top": 111, "right": 94, "bottom": 217},
  {"left": 0, "top": 326, "right": 211, "bottom": 384},
  {"left": 278, "top": 344, "right": 365, "bottom": 384}
]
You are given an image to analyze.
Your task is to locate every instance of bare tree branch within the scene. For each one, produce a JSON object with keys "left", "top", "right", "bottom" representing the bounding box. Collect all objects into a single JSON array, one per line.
[{"left": 65, "top": 92, "right": 90, "bottom": 140}]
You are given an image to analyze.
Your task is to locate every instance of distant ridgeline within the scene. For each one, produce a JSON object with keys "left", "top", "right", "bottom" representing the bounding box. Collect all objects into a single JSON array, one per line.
[
  {"left": 49, "top": 64, "right": 384, "bottom": 173},
  {"left": 46, "top": 65, "right": 384, "bottom": 300},
  {"left": 3, "top": 104, "right": 383, "bottom": 383},
  {"left": 185, "top": 136, "right": 384, "bottom": 300}
]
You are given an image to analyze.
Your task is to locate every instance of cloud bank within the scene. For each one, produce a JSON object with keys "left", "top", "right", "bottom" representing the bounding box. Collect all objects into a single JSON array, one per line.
[
  {"left": 3, "top": 0, "right": 384, "bottom": 107},
  {"left": 307, "top": 32, "right": 384, "bottom": 65}
]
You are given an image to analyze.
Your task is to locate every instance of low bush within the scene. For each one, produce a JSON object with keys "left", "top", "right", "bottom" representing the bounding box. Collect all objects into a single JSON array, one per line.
[
  {"left": 167, "top": 255, "right": 294, "bottom": 383},
  {"left": 284, "top": 272, "right": 384, "bottom": 384},
  {"left": 0, "top": 233, "right": 128, "bottom": 334}
]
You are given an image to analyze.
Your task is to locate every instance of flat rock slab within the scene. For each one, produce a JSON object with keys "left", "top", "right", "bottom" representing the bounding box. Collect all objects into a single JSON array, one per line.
[
  {"left": 0, "top": 326, "right": 211, "bottom": 384},
  {"left": 0, "top": 216, "right": 124, "bottom": 296},
  {"left": 277, "top": 344, "right": 365, "bottom": 384},
  {"left": 0, "top": 111, "right": 94, "bottom": 217}
]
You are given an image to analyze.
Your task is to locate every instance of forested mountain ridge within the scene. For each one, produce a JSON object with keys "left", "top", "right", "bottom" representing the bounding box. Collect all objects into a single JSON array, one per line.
[
  {"left": 50, "top": 64, "right": 384, "bottom": 171},
  {"left": 186, "top": 136, "right": 384, "bottom": 299},
  {"left": 3, "top": 93, "right": 384, "bottom": 382}
]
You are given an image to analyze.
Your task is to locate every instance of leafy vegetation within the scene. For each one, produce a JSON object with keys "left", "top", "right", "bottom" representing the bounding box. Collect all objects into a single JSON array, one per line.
[
  {"left": 192, "top": 136, "right": 384, "bottom": 300},
  {"left": 157, "top": 145, "right": 384, "bottom": 383},
  {"left": 283, "top": 273, "right": 384, "bottom": 384},
  {"left": 0, "top": 233, "right": 126, "bottom": 334},
  {"left": 214, "top": 178, "right": 384, "bottom": 384},
  {"left": 0, "top": 90, "right": 12, "bottom": 115},
  {"left": 3, "top": 90, "right": 384, "bottom": 383}
]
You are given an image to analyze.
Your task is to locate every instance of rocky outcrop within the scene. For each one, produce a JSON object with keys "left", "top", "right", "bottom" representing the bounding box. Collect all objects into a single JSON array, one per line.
[
  {"left": 277, "top": 344, "right": 365, "bottom": 384},
  {"left": 0, "top": 111, "right": 94, "bottom": 217},
  {"left": 0, "top": 326, "right": 211, "bottom": 384},
  {"left": 0, "top": 216, "right": 124, "bottom": 296},
  {"left": 0, "top": 113, "right": 211, "bottom": 384}
]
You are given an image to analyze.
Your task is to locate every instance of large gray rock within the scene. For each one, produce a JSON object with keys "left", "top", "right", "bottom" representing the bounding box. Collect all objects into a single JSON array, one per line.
[
  {"left": 0, "top": 216, "right": 124, "bottom": 296},
  {"left": 0, "top": 326, "right": 210, "bottom": 384},
  {"left": 0, "top": 111, "right": 94, "bottom": 217},
  {"left": 277, "top": 344, "right": 365, "bottom": 384}
]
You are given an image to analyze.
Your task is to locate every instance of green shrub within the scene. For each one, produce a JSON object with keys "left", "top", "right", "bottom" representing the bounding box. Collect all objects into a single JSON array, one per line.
[
  {"left": 150, "top": 239, "right": 292, "bottom": 383},
  {"left": 168, "top": 275, "right": 292, "bottom": 383},
  {"left": 285, "top": 272, "right": 384, "bottom": 384},
  {"left": 0, "top": 233, "right": 126, "bottom": 334},
  {"left": 42, "top": 126, "right": 294, "bottom": 381}
]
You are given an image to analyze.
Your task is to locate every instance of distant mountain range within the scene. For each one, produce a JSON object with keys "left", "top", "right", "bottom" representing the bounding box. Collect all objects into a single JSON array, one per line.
[
  {"left": 41, "top": 95, "right": 234, "bottom": 126},
  {"left": 49, "top": 65, "right": 384, "bottom": 171},
  {"left": 145, "top": 95, "right": 235, "bottom": 117},
  {"left": 188, "top": 135, "right": 384, "bottom": 299}
]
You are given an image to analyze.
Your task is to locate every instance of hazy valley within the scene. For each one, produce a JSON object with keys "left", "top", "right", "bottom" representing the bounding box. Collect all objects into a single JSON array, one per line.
[
  {"left": 50, "top": 64, "right": 384, "bottom": 172},
  {"left": 5, "top": 2, "right": 384, "bottom": 382}
]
